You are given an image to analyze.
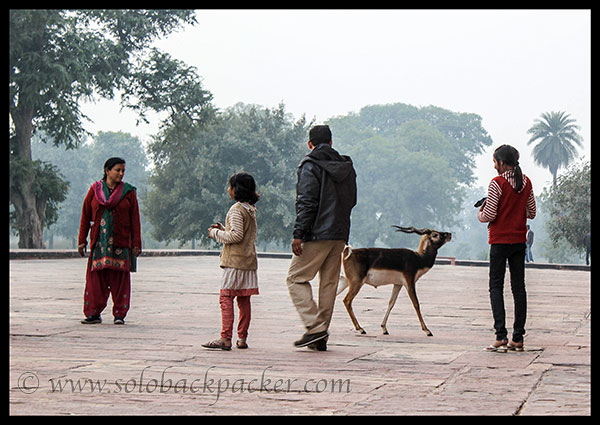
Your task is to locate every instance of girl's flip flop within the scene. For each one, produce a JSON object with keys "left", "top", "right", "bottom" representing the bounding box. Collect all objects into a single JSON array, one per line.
[
  {"left": 202, "top": 339, "right": 232, "bottom": 351},
  {"left": 484, "top": 340, "right": 508, "bottom": 352},
  {"left": 507, "top": 342, "right": 524, "bottom": 352}
]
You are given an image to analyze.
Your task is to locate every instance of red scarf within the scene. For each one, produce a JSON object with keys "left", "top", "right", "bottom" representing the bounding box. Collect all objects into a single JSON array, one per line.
[{"left": 92, "top": 181, "right": 125, "bottom": 210}]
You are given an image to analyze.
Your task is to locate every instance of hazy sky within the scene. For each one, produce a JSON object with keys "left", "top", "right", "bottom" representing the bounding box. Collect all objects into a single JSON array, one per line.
[{"left": 82, "top": 9, "right": 591, "bottom": 194}]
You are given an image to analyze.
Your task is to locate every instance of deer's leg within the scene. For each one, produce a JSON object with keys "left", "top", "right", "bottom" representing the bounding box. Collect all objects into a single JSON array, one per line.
[
  {"left": 381, "top": 284, "right": 402, "bottom": 335},
  {"left": 405, "top": 281, "right": 433, "bottom": 336},
  {"left": 343, "top": 280, "right": 366, "bottom": 334}
]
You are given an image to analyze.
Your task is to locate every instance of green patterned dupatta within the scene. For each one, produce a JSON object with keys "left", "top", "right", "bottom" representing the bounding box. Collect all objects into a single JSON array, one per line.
[{"left": 90, "top": 181, "right": 137, "bottom": 273}]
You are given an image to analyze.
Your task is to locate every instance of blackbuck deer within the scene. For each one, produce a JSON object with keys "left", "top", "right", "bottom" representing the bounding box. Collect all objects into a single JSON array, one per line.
[{"left": 337, "top": 226, "right": 452, "bottom": 336}]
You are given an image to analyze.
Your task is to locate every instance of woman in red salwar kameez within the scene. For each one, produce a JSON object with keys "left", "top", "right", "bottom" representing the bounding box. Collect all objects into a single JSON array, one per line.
[{"left": 78, "top": 157, "right": 142, "bottom": 325}]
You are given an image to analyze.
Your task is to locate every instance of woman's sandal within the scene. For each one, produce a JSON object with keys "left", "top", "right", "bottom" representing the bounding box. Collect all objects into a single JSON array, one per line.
[
  {"left": 484, "top": 339, "right": 508, "bottom": 352},
  {"left": 202, "top": 339, "right": 232, "bottom": 351},
  {"left": 236, "top": 339, "right": 248, "bottom": 349},
  {"left": 507, "top": 341, "right": 524, "bottom": 352}
]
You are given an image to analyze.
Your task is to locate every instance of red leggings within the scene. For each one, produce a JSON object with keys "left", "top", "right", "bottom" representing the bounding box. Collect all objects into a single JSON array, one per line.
[
  {"left": 220, "top": 294, "right": 251, "bottom": 340},
  {"left": 84, "top": 262, "right": 131, "bottom": 319}
]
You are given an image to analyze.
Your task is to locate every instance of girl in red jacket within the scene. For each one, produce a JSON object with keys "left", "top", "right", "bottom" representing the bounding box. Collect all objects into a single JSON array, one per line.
[
  {"left": 478, "top": 145, "right": 536, "bottom": 352},
  {"left": 78, "top": 157, "right": 142, "bottom": 325}
]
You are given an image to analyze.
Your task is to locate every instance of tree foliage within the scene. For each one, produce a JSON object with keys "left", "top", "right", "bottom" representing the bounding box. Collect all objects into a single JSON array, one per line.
[
  {"left": 527, "top": 111, "right": 583, "bottom": 184},
  {"left": 9, "top": 9, "right": 197, "bottom": 247},
  {"left": 326, "top": 103, "right": 493, "bottom": 247},
  {"left": 9, "top": 156, "right": 68, "bottom": 232},
  {"left": 145, "top": 103, "right": 311, "bottom": 248},
  {"left": 540, "top": 160, "right": 590, "bottom": 254},
  {"left": 10, "top": 10, "right": 196, "bottom": 149},
  {"left": 121, "top": 48, "right": 215, "bottom": 128}
]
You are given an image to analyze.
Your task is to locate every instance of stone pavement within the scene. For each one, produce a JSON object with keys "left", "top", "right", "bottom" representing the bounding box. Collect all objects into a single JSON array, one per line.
[{"left": 9, "top": 256, "right": 590, "bottom": 415}]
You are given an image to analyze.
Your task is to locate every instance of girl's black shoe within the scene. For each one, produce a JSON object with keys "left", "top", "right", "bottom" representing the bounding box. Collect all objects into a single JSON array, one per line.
[{"left": 81, "top": 315, "right": 102, "bottom": 324}]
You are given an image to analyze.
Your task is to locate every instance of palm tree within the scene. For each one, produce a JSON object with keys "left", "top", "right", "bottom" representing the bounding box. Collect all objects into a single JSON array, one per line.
[{"left": 527, "top": 111, "right": 583, "bottom": 185}]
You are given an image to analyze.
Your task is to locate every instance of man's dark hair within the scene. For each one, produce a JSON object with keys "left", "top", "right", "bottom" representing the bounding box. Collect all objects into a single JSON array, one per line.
[{"left": 309, "top": 125, "right": 332, "bottom": 145}]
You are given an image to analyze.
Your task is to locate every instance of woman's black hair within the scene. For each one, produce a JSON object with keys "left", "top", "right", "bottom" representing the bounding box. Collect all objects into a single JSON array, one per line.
[
  {"left": 229, "top": 172, "right": 260, "bottom": 205},
  {"left": 493, "top": 145, "right": 523, "bottom": 192},
  {"left": 102, "top": 157, "right": 126, "bottom": 181}
]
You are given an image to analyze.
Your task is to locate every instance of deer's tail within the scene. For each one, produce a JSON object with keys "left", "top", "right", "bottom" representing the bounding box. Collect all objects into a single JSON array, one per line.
[{"left": 336, "top": 245, "right": 353, "bottom": 295}]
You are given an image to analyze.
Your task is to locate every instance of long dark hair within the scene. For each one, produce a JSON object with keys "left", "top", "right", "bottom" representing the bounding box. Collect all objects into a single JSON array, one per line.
[
  {"left": 229, "top": 172, "right": 260, "bottom": 205},
  {"left": 493, "top": 145, "right": 523, "bottom": 192}
]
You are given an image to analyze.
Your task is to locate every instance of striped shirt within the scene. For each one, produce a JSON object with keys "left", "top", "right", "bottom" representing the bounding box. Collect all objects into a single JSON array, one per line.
[
  {"left": 478, "top": 170, "right": 536, "bottom": 224},
  {"left": 209, "top": 207, "right": 247, "bottom": 244}
]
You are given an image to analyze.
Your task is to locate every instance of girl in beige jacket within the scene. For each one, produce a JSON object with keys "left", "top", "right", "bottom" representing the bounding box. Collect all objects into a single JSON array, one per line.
[{"left": 202, "top": 173, "right": 260, "bottom": 351}]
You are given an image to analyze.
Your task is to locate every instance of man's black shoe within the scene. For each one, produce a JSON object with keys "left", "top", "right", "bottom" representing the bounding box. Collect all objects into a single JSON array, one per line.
[
  {"left": 308, "top": 338, "right": 328, "bottom": 351},
  {"left": 294, "top": 331, "right": 328, "bottom": 348}
]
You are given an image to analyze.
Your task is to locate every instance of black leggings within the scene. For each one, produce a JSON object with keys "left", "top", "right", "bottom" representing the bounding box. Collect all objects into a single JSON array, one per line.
[{"left": 489, "top": 243, "right": 527, "bottom": 343}]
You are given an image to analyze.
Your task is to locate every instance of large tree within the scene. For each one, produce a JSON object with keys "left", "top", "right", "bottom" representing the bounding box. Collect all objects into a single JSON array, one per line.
[
  {"left": 527, "top": 111, "right": 584, "bottom": 185},
  {"left": 326, "top": 103, "right": 493, "bottom": 247},
  {"left": 9, "top": 9, "right": 197, "bottom": 247},
  {"left": 145, "top": 103, "right": 310, "bottom": 248}
]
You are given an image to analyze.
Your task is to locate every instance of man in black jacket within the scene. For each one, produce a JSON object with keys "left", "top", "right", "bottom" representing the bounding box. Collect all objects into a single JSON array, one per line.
[{"left": 286, "top": 125, "right": 357, "bottom": 350}]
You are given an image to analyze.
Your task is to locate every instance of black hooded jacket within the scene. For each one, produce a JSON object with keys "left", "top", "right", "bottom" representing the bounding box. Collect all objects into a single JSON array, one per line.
[{"left": 293, "top": 143, "right": 357, "bottom": 243}]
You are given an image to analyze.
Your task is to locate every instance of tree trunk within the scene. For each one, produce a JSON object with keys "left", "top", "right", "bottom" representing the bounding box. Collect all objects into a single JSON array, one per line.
[
  {"left": 10, "top": 107, "right": 45, "bottom": 248},
  {"left": 11, "top": 186, "right": 45, "bottom": 248}
]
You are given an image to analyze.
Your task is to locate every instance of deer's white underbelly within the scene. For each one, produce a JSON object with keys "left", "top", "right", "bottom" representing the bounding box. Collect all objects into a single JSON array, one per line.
[
  {"left": 363, "top": 267, "right": 431, "bottom": 288},
  {"left": 364, "top": 269, "right": 405, "bottom": 287}
]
